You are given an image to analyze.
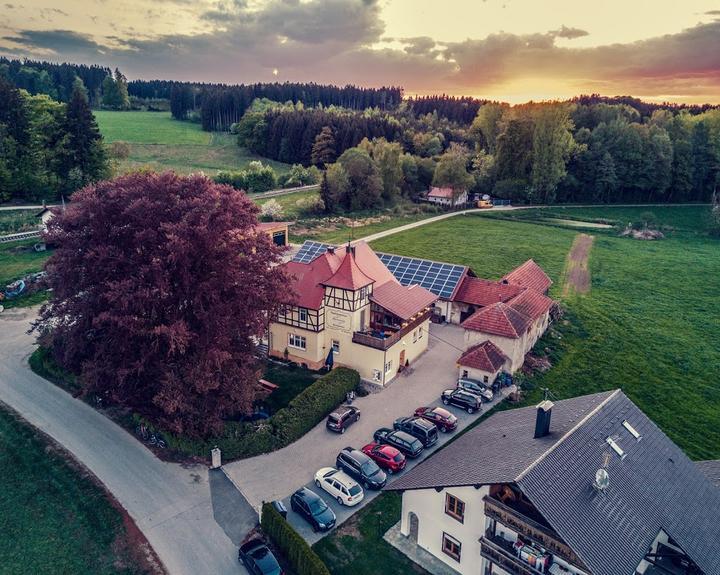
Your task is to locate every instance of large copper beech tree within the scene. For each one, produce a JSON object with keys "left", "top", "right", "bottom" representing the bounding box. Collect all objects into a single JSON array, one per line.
[{"left": 36, "top": 172, "right": 289, "bottom": 436}]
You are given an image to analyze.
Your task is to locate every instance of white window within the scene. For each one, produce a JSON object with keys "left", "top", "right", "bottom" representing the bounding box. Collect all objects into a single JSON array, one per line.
[
  {"left": 288, "top": 334, "right": 306, "bottom": 350},
  {"left": 413, "top": 330, "right": 417, "bottom": 343},
  {"left": 299, "top": 308, "right": 308, "bottom": 322},
  {"left": 623, "top": 420, "right": 641, "bottom": 440},
  {"left": 418, "top": 326, "right": 424, "bottom": 339},
  {"left": 385, "top": 360, "right": 393, "bottom": 373},
  {"left": 331, "top": 339, "right": 340, "bottom": 354},
  {"left": 372, "top": 369, "right": 382, "bottom": 382},
  {"left": 606, "top": 436, "right": 625, "bottom": 458}
]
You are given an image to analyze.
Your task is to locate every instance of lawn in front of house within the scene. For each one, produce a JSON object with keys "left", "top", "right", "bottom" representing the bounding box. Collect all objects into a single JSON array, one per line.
[
  {"left": 313, "top": 491, "right": 429, "bottom": 575},
  {"left": 0, "top": 239, "right": 51, "bottom": 308},
  {"left": 262, "top": 362, "right": 323, "bottom": 413},
  {"left": 0, "top": 405, "right": 154, "bottom": 575}
]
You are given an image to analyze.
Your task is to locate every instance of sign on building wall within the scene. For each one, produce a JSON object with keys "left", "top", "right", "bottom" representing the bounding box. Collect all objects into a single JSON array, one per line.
[{"left": 328, "top": 309, "right": 352, "bottom": 333}]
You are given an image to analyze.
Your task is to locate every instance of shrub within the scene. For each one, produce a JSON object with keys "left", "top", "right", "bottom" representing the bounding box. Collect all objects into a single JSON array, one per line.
[
  {"left": 295, "top": 195, "right": 325, "bottom": 216},
  {"left": 261, "top": 503, "right": 331, "bottom": 575},
  {"left": 260, "top": 199, "right": 285, "bottom": 221},
  {"left": 107, "top": 141, "right": 131, "bottom": 160}
]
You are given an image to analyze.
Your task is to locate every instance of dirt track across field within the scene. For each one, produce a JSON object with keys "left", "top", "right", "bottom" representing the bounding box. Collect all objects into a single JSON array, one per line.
[{"left": 562, "top": 233, "right": 594, "bottom": 295}]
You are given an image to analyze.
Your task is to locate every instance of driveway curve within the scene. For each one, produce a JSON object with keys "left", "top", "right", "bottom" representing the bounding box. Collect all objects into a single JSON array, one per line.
[{"left": 0, "top": 308, "right": 242, "bottom": 575}]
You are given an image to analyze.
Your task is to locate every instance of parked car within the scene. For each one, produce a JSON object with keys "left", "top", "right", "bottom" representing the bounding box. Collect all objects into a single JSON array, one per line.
[
  {"left": 393, "top": 416, "right": 439, "bottom": 447},
  {"left": 373, "top": 428, "right": 424, "bottom": 458},
  {"left": 238, "top": 539, "right": 282, "bottom": 575},
  {"left": 289, "top": 487, "right": 336, "bottom": 532},
  {"left": 441, "top": 388, "right": 482, "bottom": 413},
  {"left": 336, "top": 447, "right": 387, "bottom": 489},
  {"left": 414, "top": 406, "right": 458, "bottom": 432},
  {"left": 326, "top": 405, "right": 361, "bottom": 434},
  {"left": 361, "top": 442, "right": 406, "bottom": 474},
  {"left": 314, "top": 467, "right": 364, "bottom": 506},
  {"left": 457, "top": 377, "right": 494, "bottom": 402}
]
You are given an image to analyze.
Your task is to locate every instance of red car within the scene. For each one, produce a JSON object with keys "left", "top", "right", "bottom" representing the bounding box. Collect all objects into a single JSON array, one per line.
[
  {"left": 361, "top": 442, "right": 406, "bottom": 474},
  {"left": 414, "top": 406, "right": 458, "bottom": 432}
]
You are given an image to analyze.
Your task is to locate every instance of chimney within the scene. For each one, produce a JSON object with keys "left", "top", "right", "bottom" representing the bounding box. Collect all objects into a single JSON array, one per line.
[
  {"left": 534, "top": 400, "right": 554, "bottom": 438},
  {"left": 349, "top": 245, "right": 356, "bottom": 257},
  {"left": 327, "top": 246, "right": 335, "bottom": 254}
]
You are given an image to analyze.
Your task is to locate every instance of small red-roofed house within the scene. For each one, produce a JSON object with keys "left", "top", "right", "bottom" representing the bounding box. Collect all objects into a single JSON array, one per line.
[
  {"left": 427, "top": 186, "right": 468, "bottom": 207},
  {"left": 457, "top": 340, "right": 509, "bottom": 384}
]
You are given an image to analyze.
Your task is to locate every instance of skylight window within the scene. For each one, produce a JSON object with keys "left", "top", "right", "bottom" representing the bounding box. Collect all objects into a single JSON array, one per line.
[
  {"left": 622, "top": 420, "right": 641, "bottom": 440},
  {"left": 606, "top": 436, "right": 625, "bottom": 458}
]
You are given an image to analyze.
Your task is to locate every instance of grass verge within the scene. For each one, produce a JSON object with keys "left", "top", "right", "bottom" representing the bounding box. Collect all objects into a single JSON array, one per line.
[{"left": 0, "top": 404, "right": 162, "bottom": 575}]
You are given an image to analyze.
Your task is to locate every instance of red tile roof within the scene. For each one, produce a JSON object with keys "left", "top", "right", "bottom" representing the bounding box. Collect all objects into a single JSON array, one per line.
[
  {"left": 461, "top": 302, "right": 532, "bottom": 339},
  {"left": 428, "top": 186, "right": 454, "bottom": 199},
  {"left": 453, "top": 276, "right": 523, "bottom": 307},
  {"left": 507, "top": 288, "right": 553, "bottom": 321},
  {"left": 371, "top": 282, "right": 437, "bottom": 321},
  {"left": 502, "top": 259, "right": 553, "bottom": 294},
  {"left": 282, "top": 241, "right": 402, "bottom": 309},
  {"left": 457, "top": 340, "right": 508, "bottom": 372},
  {"left": 255, "top": 221, "right": 289, "bottom": 232},
  {"left": 322, "top": 250, "right": 375, "bottom": 290}
]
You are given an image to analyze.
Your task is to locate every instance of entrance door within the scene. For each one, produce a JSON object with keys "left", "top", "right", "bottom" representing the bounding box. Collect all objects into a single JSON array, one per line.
[
  {"left": 399, "top": 350, "right": 406, "bottom": 369},
  {"left": 408, "top": 512, "right": 419, "bottom": 542}
]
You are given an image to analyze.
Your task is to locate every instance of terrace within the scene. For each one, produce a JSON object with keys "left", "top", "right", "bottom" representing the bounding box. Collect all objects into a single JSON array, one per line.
[{"left": 352, "top": 308, "right": 431, "bottom": 351}]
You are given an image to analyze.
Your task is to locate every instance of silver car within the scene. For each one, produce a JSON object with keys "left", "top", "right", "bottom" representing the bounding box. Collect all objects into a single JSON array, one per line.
[{"left": 457, "top": 377, "right": 494, "bottom": 402}]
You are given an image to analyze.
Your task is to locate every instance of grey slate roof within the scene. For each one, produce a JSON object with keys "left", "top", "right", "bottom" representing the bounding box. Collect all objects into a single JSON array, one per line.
[
  {"left": 387, "top": 390, "right": 615, "bottom": 490},
  {"left": 696, "top": 460, "right": 720, "bottom": 488},
  {"left": 388, "top": 390, "right": 720, "bottom": 575}
]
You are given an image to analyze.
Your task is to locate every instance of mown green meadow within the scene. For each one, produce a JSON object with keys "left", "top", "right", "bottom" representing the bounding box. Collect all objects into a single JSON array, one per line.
[{"left": 94, "top": 111, "right": 290, "bottom": 175}]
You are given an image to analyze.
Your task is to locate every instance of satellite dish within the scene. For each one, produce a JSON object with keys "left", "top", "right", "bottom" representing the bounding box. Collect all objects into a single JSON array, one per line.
[{"left": 594, "top": 468, "right": 610, "bottom": 491}]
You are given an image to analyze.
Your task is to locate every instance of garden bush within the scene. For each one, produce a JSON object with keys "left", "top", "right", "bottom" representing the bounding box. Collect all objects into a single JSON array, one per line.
[{"left": 261, "top": 503, "right": 331, "bottom": 575}]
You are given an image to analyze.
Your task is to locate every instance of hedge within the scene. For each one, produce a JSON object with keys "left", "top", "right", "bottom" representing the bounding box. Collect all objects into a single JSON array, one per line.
[
  {"left": 29, "top": 346, "right": 360, "bottom": 462},
  {"left": 261, "top": 503, "right": 331, "bottom": 575}
]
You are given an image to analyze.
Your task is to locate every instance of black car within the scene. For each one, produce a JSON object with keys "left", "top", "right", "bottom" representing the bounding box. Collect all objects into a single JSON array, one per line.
[
  {"left": 373, "top": 428, "right": 424, "bottom": 458},
  {"left": 326, "top": 405, "right": 361, "bottom": 434},
  {"left": 442, "top": 388, "right": 482, "bottom": 413},
  {"left": 393, "top": 416, "right": 439, "bottom": 447},
  {"left": 238, "top": 539, "right": 282, "bottom": 575},
  {"left": 290, "top": 487, "right": 336, "bottom": 532},
  {"left": 336, "top": 447, "right": 387, "bottom": 489}
]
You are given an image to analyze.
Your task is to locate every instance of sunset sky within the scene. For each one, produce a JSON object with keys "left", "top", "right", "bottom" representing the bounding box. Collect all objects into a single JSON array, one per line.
[{"left": 2, "top": 0, "right": 720, "bottom": 103}]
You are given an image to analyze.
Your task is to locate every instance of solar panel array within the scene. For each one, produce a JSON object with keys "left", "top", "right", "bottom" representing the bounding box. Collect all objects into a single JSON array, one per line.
[
  {"left": 376, "top": 253, "right": 466, "bottom": 299},
  {"left": 293, "top": 240, "right": 335, "bottom": 263}
]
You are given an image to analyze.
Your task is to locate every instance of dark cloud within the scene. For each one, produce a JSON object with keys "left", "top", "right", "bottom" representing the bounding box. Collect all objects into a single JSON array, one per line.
[
  {"left": 705, "top": 9, "right": 720, "bottom": 15},
  {"left": 1, "top": 2, "right": 719, "bottom": 101}
]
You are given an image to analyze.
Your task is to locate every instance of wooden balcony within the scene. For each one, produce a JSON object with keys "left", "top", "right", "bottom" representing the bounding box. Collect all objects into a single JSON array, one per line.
[
  {"left": 480, "top": 535, "right": 544, "bottom": 575},
  {"left": 352, "top": 308, "right": 431, "bottom": 350},
  {"left": 484, "top": 496, "right": 586, "bottom": 569}
]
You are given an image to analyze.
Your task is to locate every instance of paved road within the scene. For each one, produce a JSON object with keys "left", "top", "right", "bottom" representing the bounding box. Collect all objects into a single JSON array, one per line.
[
  {"left": 0, "top": 308, "right": 255, "bottom": 575},
  {"left": 225, "top": 323, "right": 513, "bottom": 544}
]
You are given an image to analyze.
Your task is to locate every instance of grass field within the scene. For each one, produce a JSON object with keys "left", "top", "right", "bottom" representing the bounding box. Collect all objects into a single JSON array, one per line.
[
  {"left": 0, "top": 406, "right": 153, "bottom": 575},
  {"left": 94, "top": 111, "right": 290, "bottom": 175},
  {"left": 372, "top": 207, "right": 720, "bottom": 460}
]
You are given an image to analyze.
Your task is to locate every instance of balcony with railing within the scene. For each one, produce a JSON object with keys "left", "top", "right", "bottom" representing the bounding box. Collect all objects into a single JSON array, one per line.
[
  {"left": 480, "top": 534, "right": 545, "bottom": 575},
  {"left": 483, "top": 495, "right": 585, "bottom": 569},
  {"left": 352, "top": 308, "right": 431, "bottom": 350}
]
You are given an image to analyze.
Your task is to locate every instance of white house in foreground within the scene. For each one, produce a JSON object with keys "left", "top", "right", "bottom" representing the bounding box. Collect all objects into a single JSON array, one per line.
[{"left": 388, "top": 390, "right": 720, "bottom": 575}]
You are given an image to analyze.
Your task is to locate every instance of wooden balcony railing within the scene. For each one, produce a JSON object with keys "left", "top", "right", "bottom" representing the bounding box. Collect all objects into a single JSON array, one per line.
[
  {"left": 352, "top": 308, "right": 431, "bottom": 350},
  {"left": 480, "top": 536, "right": 544, "bottom": 575},
  {"left": 484, "top": 496, "right": 585, "bottom": 569}
]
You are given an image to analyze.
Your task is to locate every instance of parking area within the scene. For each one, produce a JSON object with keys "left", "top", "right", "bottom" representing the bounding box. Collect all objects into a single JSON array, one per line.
[{"left": 223, "top": 323, "right": 514, "bottom": 544}]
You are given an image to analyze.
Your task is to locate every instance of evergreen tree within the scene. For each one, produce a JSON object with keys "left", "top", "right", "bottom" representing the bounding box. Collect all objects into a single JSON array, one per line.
[
  {"left": 531, "top": 104, "right": 575, "bottom": 204},
  {"left": 691, "top": 121, "right": 718, "bottom": 201},
  {"left": 57, "top": 86, "right": 107, "bottom": 193},
  {"left": 594, "top": 152, "right": 618, "bottom": 203},
  {"left": 311, "top": 126, "right": 337, "bottom": 166}
]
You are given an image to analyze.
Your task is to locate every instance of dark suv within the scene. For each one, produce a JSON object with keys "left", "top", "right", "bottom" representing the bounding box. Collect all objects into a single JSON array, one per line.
[
  {"left": 373, "top": 428, "right": 424, "bottom": 458},
  {"left": 457, "top": 377, "right": 494, "bottom": 402},
  {"left": 441, "top": 388, "right": 482, "bottom": 413},
  {"left": 336, "top": 447, "right": 387, "bottom": 490},
  {"left": 326, "top": 405, "right": 361, "bottom": 434},
  {"left": 290, "top": 487, "right": 336, "bottom": 532},
  {"left": 393, "top": 416, "right": 439, "bottom": 447}
]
